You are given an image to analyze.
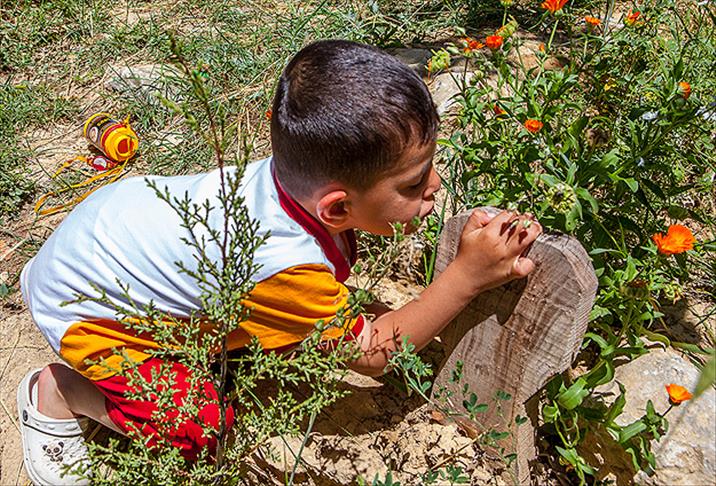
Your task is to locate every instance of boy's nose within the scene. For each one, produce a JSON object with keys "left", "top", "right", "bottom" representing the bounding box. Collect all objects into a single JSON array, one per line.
[{"left": 424, "top": 167, "right": 441, "bottom": 198}]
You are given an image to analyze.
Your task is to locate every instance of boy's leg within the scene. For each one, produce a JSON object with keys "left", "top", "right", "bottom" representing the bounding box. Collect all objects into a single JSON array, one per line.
[
  {"left": 37, "top": 364, "right": 123, "bottom": 433},
  {"left": 32, "top": 359, "right": 234, "bottom": 460},
  {"left": 91, "top": 357, "right": 236, "bottom": 460}
]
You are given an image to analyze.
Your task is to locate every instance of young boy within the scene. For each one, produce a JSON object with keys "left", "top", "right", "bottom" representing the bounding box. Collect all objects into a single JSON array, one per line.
[{"left": 17, "top": 40, "right": 541, "bottom": 485}]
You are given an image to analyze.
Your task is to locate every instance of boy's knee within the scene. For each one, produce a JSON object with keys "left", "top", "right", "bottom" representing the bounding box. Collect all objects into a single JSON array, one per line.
[{"left": 37, "top": 363, "right": 71, "bottom": 393}]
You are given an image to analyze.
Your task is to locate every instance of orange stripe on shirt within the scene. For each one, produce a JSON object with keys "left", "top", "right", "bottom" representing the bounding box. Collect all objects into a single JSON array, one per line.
[{"left": 60, "top": 264, "right": 362, "bottom": 381}]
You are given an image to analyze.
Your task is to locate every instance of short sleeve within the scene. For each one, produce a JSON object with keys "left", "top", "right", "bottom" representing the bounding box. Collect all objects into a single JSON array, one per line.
[{"left": 233, "top": 264, "right": 363, "bottom": 351}]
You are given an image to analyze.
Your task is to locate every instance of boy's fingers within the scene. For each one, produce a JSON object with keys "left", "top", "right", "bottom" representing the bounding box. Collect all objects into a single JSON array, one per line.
[
  {"left": 493, "top": 211, "right": 517, "bottom": 235},
  {"left": 463, "top": 209, "right": 493, "bottom": 233},
  {"left": 504, "top": 214, "right": 532, "bottom": 243},
  {"left": 512, "top": 256, "right": 535, "bottom": 277},
  {"left": 516, "top": 218, "right": 542, "bottom": 246}
]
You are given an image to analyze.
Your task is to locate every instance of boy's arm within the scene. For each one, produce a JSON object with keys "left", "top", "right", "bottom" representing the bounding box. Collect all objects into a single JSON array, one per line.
[{"left": 349, "top": 209, "right": 542, "bottom": 377}]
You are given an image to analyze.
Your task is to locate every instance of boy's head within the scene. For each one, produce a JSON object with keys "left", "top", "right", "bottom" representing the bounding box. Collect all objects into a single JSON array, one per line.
[{"left": 271, "top": 40, "right": 439, "bottom": 194}]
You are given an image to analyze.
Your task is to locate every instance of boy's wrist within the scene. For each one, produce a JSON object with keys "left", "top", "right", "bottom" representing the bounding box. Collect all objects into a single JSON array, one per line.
[{"left": 438, "top": 261, "right": 486, "bottom": 300}]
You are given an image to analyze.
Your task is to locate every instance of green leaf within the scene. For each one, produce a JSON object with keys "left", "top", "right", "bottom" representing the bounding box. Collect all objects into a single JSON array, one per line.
[
  {"left": 619, "top": 420, "right": 648, "bottom": 444},
  {"left": 555, "top": 446, "right": 578, "bottom": 466},
  {"left": 599, "top": 150, "right": 620, "bottom": 170},
  {"left": 605, "top": 382, "right": 627, "bottom": 425},
  {"left": 542, "top": 404, "right": 559, "bottom": 423},
  {"left": 584, "top": 359, "right": 614, "bottom": 387},
  {"left": 694, "top": 352, "right": 716, "bottom": 399},
  {"left": 488, "top": 430, "right": 510, "bottom": 441},
  {"left": 584, "top": 332, "right": 610, "bottom": 351},
  {"left": 575, "top": 187, "right": 599, "bottom": 214},
  {"left": 557, "top": 378, "right": 590, "bottom": 410},
  {"left": 623, "top": 177, "right": 639, "bottom": 192}
]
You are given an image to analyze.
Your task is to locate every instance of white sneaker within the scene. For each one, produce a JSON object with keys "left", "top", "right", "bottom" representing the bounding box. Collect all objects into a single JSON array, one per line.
[{"left": 17, "top": 368, "right": 91, "bottom": 486}]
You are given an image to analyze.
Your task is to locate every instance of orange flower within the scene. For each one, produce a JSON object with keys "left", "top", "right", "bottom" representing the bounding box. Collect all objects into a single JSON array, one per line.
[
  {"left": 538, "top": 43, "right": 546, "bottom": 52},
  {"left": 265, "top": 109, "right": 272, "bottom": 120},
  {"left": 678, "top": 81, "right": 691, "bottom": 100},
  {"left": 665, "top": 384, "right": 692, "bottom": 404},
  {"left": 524, "top": 119, "right": 544, "bottom": 133},
  {"left": 585, "top": 16, "right": 601, "bottom": 27},
  {"left": 461, "top": 37, "right": 484, "bottom": 54},
  {"left": 625, "top": 10, "right": 641, "bottom": 26},
  {"left": 652, "top": 224, "right": 696, "bottom": 255},
  {"left": 494, "top": 104, "right": 506, "bottom": 116},
  {"left": 541, "top": 0, "right": 568, "bottom": 14},
  {"left": 485, "top": 35, "right": 503, "bottom": 50}
]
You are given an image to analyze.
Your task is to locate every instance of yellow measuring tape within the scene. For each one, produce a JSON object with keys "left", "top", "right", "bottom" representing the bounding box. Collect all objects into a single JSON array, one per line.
[{"left": 34, "top": 156, "right": 130, "bottom": 216}]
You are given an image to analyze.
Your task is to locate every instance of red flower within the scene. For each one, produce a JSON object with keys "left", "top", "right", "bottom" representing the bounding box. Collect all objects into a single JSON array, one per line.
[
  {"left": 541, "top": 0, "right": 568, "bottom": 14},
  {"left": 585, "top": 16, "right": 600, "bottom": 27},
  {"left": 665, "top": 384, "right": 693, "bottom": 405},
  {"left": 460, "top": 37, "right": 484, "bottom": 54},
  {"left": 265, "top": 109, "right": 272, "bottom": 120},
  {"left": 625, "top": 11, "right": 641, "bottom": 26},
  {"left": 524, "top": 119, "right": 543, "bottom": 133},
  {"left": 652, "top": 224, "right": 696, "bottom": 255},
  {"left": 485, "top": 35, "right": 503, "bottom": 50},
  {"left": 494, "top": 104, "right": 506, "bottom": 116},
  {"left": 678, "top": 81, "right": 691, "bottom": 100}
]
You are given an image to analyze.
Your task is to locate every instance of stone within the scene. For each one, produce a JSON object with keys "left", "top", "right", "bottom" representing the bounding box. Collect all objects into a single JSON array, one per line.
[
  {"left": 583, "top": 347, "right": 716, "bottom": 485},
  {"left": 429, "top": 71, "right": 474, "bottom": 116},
  {"left": 105, "top": 64, "right": 179, "bottom": 104},
  {"left": 509, "top": 38, "right": 563, "bottom": 72},
  {"left": 387, "top": 48, "right": 432, "bottom": 76}
]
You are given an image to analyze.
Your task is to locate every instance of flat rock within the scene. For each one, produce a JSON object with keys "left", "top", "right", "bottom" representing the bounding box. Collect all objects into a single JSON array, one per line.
[
  {"left": 585, "top": 347, "right": 716, "bottom": 486},
  {"left": 105, "top": 63, "right": 179, "bottom": 103},
  {"left": 429, "top": 71, "right": 474, "bottom": 116},
  {"left": 508, "top": 39, "right": 563, "bottom": 72},
  {"left": 387, "top": 48, "right": 432, "bottom": 76}
]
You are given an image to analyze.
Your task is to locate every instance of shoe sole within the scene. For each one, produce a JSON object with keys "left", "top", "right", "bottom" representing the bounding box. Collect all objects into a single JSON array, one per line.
[{"left": 17, "top": 368, "right": 52, "bottom": 486}]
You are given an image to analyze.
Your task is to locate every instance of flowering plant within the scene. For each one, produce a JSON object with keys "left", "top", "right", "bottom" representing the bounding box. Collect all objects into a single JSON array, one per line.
[{"left": 438, "top": 0, "right": 714, "bottom": 482}]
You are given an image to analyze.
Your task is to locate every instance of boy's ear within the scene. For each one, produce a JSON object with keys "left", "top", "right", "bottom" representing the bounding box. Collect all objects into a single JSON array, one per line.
[{"left": 315, "top": 189, "right": 350, "bottom": 230}]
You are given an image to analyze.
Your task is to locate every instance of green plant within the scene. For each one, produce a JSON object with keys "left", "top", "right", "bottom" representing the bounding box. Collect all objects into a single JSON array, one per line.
[{"left": 439, "top": 0, "right": 715, "bottom": 482}]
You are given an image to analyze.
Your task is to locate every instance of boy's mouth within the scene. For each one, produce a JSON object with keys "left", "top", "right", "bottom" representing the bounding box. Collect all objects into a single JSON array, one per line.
[{"left": 420, "top": 202, "right": 435, "bottom": 219}]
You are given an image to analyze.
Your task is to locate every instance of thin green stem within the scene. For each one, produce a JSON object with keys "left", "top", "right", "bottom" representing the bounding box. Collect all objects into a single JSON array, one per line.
[
  {"left": 548, "top": 18, "right": 560, "bottom": 53},
  {"left": 288, "top": 410, "right": 317, "bottom": 486}
]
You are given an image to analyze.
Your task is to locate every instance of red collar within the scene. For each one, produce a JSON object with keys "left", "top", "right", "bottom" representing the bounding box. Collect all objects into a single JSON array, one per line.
[{"left": 272, "top": 169, "right": 356, "bottom": 283}]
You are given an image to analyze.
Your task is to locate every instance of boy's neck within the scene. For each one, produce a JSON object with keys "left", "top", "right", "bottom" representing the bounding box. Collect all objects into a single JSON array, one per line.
[{"left": 276, "top": 173, "right": 348, "bottom": 237}]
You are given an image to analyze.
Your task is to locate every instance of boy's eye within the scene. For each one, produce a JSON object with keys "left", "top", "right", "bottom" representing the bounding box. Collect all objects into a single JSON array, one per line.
[{"left": 408, "top": 175, "right": 427, "bottom": 190}]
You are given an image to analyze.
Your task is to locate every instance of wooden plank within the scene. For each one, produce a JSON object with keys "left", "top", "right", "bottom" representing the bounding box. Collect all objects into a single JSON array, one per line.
[{"left": 431, "top": 209, "right": 597, "bottom": 483}]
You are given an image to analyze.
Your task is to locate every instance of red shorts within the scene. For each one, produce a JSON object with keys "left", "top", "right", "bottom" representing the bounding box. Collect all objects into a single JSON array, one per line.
[{"left": 93, "top": 357, "right": 235, "bottom": 460}]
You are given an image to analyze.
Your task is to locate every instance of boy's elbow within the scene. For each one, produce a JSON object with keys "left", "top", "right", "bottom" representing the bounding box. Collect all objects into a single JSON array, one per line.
[{"left": 349, "top": 360, "right": 389, "bottom": 378}]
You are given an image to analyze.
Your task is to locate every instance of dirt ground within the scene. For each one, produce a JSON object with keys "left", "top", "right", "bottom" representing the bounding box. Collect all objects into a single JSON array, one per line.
[{"left": 0, "top": 244, "right": 506, "bottom": 485}]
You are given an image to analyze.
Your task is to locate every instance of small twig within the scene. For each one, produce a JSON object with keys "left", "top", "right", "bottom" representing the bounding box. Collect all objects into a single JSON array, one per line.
[
  {"left": 0, "top": 331, "right": 22, "bottom": 384},
  {"left": 0, "top": 238, "right": 29, "bottom": 262},
  {"left": 0, "top": 398, "right": 20, "bottom": 433}
]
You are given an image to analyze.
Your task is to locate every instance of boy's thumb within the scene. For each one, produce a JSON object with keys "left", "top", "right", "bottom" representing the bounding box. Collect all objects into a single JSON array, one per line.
[
  {"left": 463, "top": 209, "right": 492, "bottom": 233},
  {"left": 512, "top": 256, "right": 535, "bottom": 278}
]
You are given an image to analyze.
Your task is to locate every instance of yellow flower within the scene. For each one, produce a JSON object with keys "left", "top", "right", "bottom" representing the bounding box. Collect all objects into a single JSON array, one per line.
[
  {"left": 524, "top": 119, "right": 543, "bottom": 133},
  {"left": 625, "top": 11, "right": 641, "bottom": 26},
  {"left": 665, "top": 384, "right": 693, "bottom": 405},
  {"left": 485, "top": 35, "right": 504, "bottom": 50},
  {"left": 541, "top": 0, "right": 568, "bottom": 15},
  {"left": 585, "top": 16, "right": 600, "bottom": 27},
  {"left": 678, "top": 81, "right": 691, "bottom": 100},
  {"left": 652, "top": 224, "right": 696, "bottom": 255}
]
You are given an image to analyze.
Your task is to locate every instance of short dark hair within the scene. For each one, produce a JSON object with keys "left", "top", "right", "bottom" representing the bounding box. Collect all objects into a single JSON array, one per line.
[{"left": 270, "top": 40, "right": 439, "bottom": 197}]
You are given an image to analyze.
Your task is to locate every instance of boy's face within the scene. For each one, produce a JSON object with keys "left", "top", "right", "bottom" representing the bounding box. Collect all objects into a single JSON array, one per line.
[{"left": 347, "top": 140, "right": 440, "bottom": 236}]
